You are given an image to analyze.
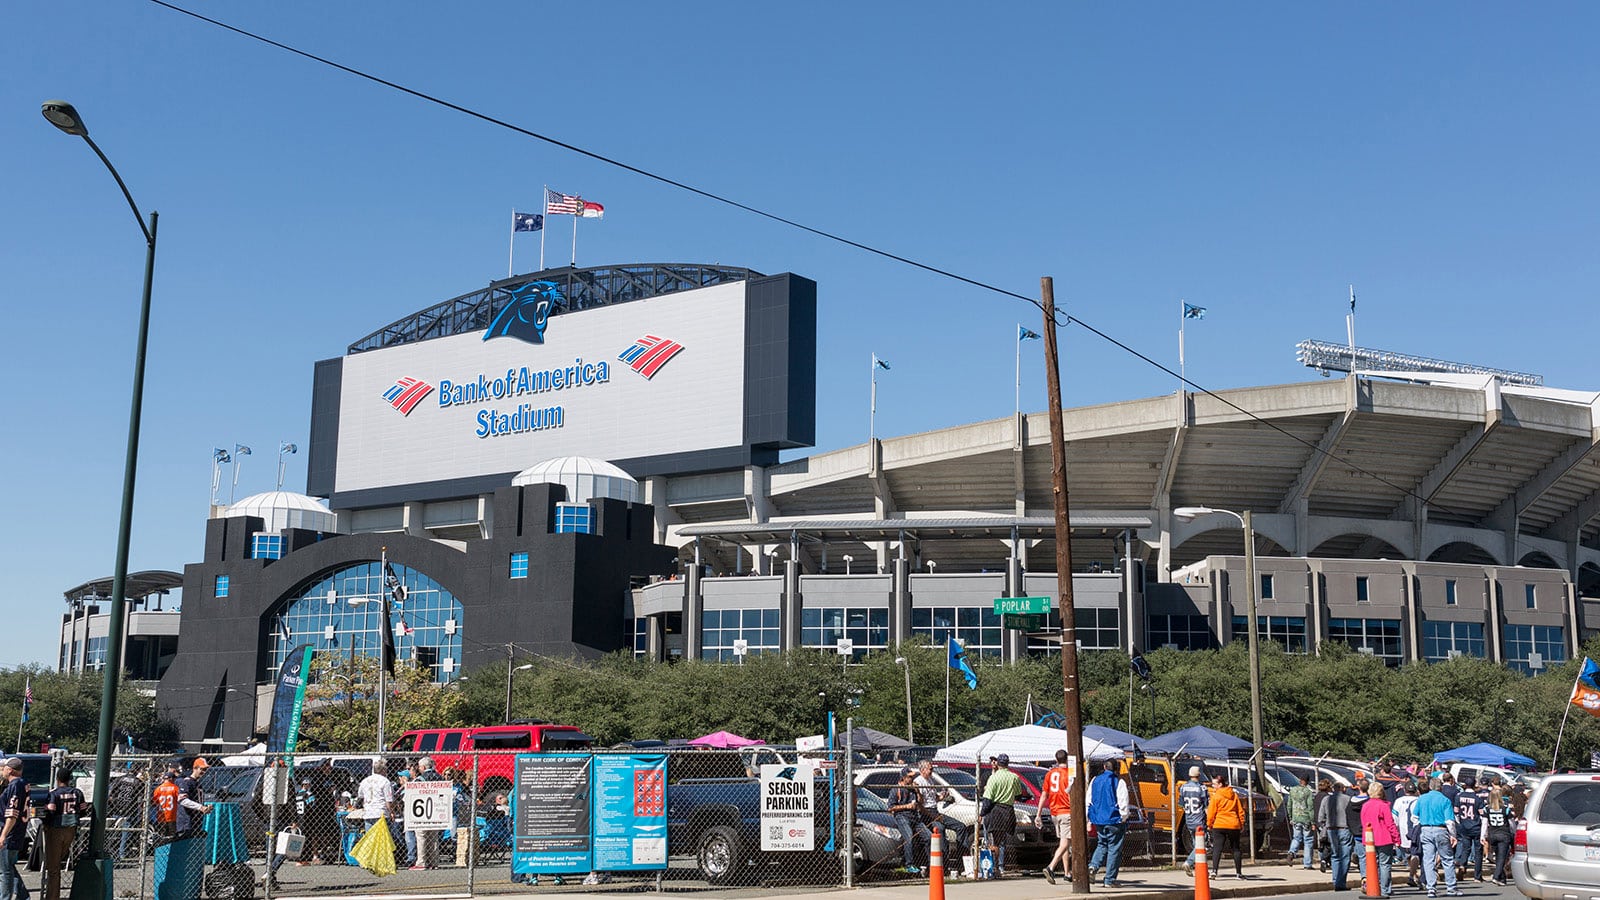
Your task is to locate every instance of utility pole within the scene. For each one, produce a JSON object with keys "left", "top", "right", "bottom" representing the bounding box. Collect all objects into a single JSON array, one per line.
[{"left": 1042, "top": 277, "right": 1089, "bottom": 893}]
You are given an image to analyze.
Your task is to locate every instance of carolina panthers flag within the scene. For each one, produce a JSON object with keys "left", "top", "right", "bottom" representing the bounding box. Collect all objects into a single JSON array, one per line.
[
  {"left": 1570, "top": 657, "right": 1600, "bottom": 718},
  {"left": 948, "top": 638, "right": 979, "bottom": 690}
]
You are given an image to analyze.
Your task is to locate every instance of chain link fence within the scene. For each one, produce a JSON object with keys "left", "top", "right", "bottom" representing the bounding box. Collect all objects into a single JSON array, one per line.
[{"left": 33, "top": 747, "right": 972, "bottom": 898}]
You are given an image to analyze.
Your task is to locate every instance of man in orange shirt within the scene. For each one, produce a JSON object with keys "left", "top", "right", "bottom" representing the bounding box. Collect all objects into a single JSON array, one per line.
[{"left": 1040, "top": 750, "right": 1075, "bottom": 884}]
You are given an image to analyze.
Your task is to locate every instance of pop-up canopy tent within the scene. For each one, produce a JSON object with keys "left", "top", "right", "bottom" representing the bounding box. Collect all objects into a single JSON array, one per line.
[
  {"left": 935, "top": 724, "right": 1121, "bottom": 765},
  {"left": 1143, "top": 725, "right": 1253, "bottom": 759},
  {"left": 841, "top": 727, "right": 913, "bottom": 753},
  {"left": 1431, "top": 742, "right": 1536, "bottom": 768},
  {"left": 688, "top": 731, "right": 764, "bottom": 749},
  {"left": 1084, "top": 724, "right": 1144, "bottom": 751}
]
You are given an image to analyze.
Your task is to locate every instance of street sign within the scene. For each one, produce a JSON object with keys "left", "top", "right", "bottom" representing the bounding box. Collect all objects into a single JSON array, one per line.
[
  {"left": 993, "top": 596, "right": 1051, "bottom": 615},
  {"left": 1003, "top": 613, "right": 1046, "bottom": 631},
  {"left": 404, "top": 782, "right": 455, "bottom": 831}
]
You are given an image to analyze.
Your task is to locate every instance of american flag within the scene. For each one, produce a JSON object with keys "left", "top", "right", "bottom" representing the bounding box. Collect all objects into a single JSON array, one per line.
[
  {"left": 545, "top": 189, "right": 583, "bottom": 215},
  {"left": 22, "top": 678, "right": 32, "bottom": 724}
]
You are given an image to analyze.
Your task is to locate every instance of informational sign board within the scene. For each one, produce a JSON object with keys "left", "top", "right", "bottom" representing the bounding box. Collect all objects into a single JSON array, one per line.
[
  {"left": 402, "top": 782, "right": 454, "bottom": 831},
  {"left": 759, "top": 763, "right": 815, "bottom": 851},
  {"left": 512, "top": 754, "right": 593, "bottom": 873},
  {"left": 794, "top": 734, "right": 825, "bottom": 752},
  {"left": 993, "top": 597, "right": 1051, "bottom": 615},
  {"left": 591, "top": 755, "right": 668, "bottom": 871},
  {"left": 1002, "top": 613, "right": 1046, "bottom": 630}
]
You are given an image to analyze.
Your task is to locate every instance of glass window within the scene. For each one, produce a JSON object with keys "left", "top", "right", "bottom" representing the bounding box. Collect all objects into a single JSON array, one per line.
[
  {"left": 1074, "top": 607, "right": 1121, "bottom": 651},
  {"left": 1445, "top": 580, "right": 1457, "bottom": 606},
  {"left": 249, "top": 534, "right": 284, "bottom": 560},
  {"left": 627, "top": 617, "right": 651, "bottom": 658},
  {"left": 913, "top": 606, "right": 1003, "bottom": 660},
  {"left": 1355, "top": 576, "right": 1370, "bottom": 602},
  {"left": 553, "top": 503, "right": 593, "bottom": 534},
  {"left": 268, "top": 561, "right": 465, "bottom": 684},
  {"left": 1503, "top": 623, "right": 1566, "bottom": 675},
  {"left": 215, "top": 575, "right": 230, "bottom": 598},
  {"left": 1422, "top": 621, "right": 1486, "bottom": 661},
  {"left": 1524, "top": 584, "right": 1536, "bottom": 609},
  {"left": 1259, "top": 573, "right": 1274, "bottom": 600},
  {"left": 1329, "top": 617, "right": 1403, "bottom": 666},
  {"left": 1230, "top": 616, "right": 1308, "bottom": 653},
  {"left": 701, "top": 608, "right": 781, "bottom": 662},
  {"left": 418, "top": 733, "right": 439, "bottom": 752},
  {"left": 802, "top": 607, "right": 889, "bottom": 660},
  {"left": 83, "top": 636, "right": 110, "bottom": 670},
  {"left": 1147, "top": 614, "right": 1213, "bottom": 651},
  {"left": 440, "top": 732, "right": 461, "bottom": 752},
  {"left": 509, "top": 552, "right": 529, "bottom": 579}
]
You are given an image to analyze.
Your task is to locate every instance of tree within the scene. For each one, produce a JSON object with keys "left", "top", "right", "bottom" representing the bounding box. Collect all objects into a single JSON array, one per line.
[
  {"left": 298, "top": 652, "right": 470, "bottom": 751},
  {"left": 0, "top": 666, "right": 176, "bottom": 753}
]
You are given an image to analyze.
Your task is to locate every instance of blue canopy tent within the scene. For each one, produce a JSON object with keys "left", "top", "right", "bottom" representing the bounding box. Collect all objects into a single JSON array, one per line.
[
  {"left": 1431, "top": 742, "right": 1536, "bottom": 768},
  {"left": 1084, "top": 724, "right": 1145, "bottom": 751},
  {"left": 1143, "top": 725, "right": 1254, "bottom": 759}
]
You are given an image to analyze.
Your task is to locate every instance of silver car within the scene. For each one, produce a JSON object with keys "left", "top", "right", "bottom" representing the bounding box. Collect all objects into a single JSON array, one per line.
[{"left": 1511, "top": 773, "right": 1600, "bottom": 900}]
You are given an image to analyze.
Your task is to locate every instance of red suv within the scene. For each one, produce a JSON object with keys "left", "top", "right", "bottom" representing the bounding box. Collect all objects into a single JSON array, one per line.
[{"left": 390, "top": 723, "right": 593, "bottom": 793}]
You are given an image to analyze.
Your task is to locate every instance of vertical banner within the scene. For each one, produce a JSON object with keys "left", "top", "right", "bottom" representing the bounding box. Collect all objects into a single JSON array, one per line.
[
  {"left": 592, "top": 755, "right": 669, "bottom": 871},
  {"left": 512, "top": 754, "right": 593, "bottom": 874},
  {"left": 265, "top": 644, "right": 314, "bottom": 753},
  {"left": 759, "top": 763, "right": 816, "bottom": 851}
]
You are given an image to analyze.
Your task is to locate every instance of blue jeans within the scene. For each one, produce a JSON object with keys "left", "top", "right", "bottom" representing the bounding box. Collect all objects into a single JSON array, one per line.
[
  {"left": 1454, "top": 820, "right": 1480, "bottom": 876},
  {"left": 892, "top": 813, "right": 927, "bottom": 868},
  {"left": 0, "top": 848, "right": 26, "bottom": 900},
  {"left": 404, "top": 829, "right": 418, "bottom": 867},
  {"left": 1374, "top": 844, "right": 1397, "bottom": 896},
  {"left": 1088, "top": 822, "right": 1125, "bottom": 884},
  {"left": 1327, "top": 828, "right": 1354, "bottom": 889},
  {"left": 1419, "top": 826, "right": 1457, "bottom": 892},
  {"left": 1288, "top": 822, "right": 1315, "bottom": 867}
]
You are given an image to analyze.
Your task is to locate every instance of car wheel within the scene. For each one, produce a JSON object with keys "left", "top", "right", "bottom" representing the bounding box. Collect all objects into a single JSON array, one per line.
[{"left": 696, "top": 825, "right": 747, "bottom": 886}]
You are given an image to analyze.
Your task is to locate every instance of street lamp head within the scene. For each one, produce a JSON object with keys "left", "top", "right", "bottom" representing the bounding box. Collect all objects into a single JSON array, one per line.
[
  {"left": 1172, "top": 506, "right": 1219, "bottom": 521},
  {"left": 894, "top": 656, "right": 906, "bottom": 665},
  {"left": 41, "top": 100, "right": 88, "bottom": 136},
  {"left": 515, "top": 664, "right": 534, "bottom": 672}
]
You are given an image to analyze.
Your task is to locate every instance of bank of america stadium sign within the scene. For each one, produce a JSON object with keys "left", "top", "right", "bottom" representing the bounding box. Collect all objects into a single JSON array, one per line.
[{"left": 382, "top": 335, "right": 686, "bottom": 438}]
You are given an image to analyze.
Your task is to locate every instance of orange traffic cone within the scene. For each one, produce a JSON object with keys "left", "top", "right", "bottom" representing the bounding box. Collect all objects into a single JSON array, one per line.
[
  {"left": 928, "top": 825, "right": 945, "bottom": 900},
  {"left": 1363, "top": 825, "right": 1381, "bottom": 898},
  {"left": 1194, "top": 827, "right": 1211, "bottom": 900}
]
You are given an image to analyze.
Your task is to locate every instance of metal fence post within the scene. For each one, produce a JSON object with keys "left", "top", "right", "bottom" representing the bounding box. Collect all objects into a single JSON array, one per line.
[
  {"left": 138, "top": 759, "right": 151, "bottom": 900},
  {"left": 466, "top": 753, "right": 478, "bottom": 897},
  {"left": 265, "top": 759, "right": 277, "bottom": 900},
  {"left": 843, "top": 720, "right": 854, "bottom": 888}
]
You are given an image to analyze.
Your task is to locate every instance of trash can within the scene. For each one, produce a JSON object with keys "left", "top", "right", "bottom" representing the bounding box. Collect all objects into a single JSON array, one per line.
[
  {"left": 203, "top": 803, "right": 249, "bottom": 865},
  {"left": 153, "top": 834, "right": 207, "bottom": 900}
]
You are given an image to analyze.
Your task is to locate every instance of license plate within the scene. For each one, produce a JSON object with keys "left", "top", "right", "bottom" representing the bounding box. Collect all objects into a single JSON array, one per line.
[{"left": 1586, "top": 846, "right": 1600, "bottom": 861}]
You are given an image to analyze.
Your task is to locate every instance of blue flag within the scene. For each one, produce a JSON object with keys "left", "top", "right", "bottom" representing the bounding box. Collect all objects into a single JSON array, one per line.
[
  {"left": 1580, "top": 657, "right": 1599, "bottom": 691},
  {"left": 1018, "top": 325, "right": 1041, "bottom": 341},
  {"left": 513, "top": 212, "right": 543, "bottom": 233},
  {"left": 1183, "top": 303, "right": 1207, "bottom": 319},
  {"left": 948, "top": 638, "right": 978, "bottom": 690},
  {"left": 874, "top": 355, "right": 891, "bottom": 370}
]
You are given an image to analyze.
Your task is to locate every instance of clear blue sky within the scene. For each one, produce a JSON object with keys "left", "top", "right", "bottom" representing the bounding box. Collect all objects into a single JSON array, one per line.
[{"left": 5, "top": 1, "right": 1598, "bottom": 666}]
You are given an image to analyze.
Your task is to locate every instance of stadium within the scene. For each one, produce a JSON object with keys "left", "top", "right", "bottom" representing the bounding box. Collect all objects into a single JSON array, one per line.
[{"left": 153, "top": 262, "right": 1600, "bottom": 747}]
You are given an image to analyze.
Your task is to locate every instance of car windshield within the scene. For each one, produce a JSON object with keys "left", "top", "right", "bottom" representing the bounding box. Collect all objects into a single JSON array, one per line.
[
  {"left": 1269, "top": 766, "right": 1303, "bottom": 787},
  {"left": 1535, "top": 782, "right": 1600, "bottom": 827},
  {"left": 855, "top": 788, "right": 889, "bottom": 812},
  {"left": 20, "top": 759, "right": 50, "bottom": 786}
]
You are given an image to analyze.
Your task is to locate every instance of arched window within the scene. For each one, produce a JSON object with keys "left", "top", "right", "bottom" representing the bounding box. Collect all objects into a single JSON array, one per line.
[{"left": 268, "top": 561, "right": 463, "bottom": 683}]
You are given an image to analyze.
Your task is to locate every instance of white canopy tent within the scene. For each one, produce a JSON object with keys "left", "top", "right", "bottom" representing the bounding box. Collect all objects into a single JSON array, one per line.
[
  {"left": 220, "top": 742, "right": 268, "bottom": 766},
  {"left": 934, "top": 725, "right": 1121, "bottom": 766}
]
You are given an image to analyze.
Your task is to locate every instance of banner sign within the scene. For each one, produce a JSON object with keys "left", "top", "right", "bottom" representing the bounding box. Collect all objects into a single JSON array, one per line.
[
  {"left": 265, "top": 644, "right": 314, "bottom": 754},
  {"left": 403, "top": 782, "right": 455, "bottom": 832},
  {"left": 512, "top": 754, "right": 593, "bottom": 873},
  {"left": 759, "top": 763, "right": 815, "bottom": 851},
  {"left": 592, "top": 754, "right": 668, "bottom": 871}
]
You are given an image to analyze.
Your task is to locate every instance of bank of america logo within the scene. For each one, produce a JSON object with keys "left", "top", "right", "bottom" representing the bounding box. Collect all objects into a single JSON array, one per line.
[
  {"left": 383, "top": 377, "right": 434, "bottom": 415},
  {"left": 619, "top": 335, "right": 684, "bottom": 379}
]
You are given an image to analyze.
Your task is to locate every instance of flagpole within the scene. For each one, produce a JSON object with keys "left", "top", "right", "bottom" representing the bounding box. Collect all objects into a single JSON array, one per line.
[
  {"left": 508, "top": 209, "right": 516, "bottom": 278},
  {"left": 539, "top": 186, "right": 548, "bottom": 272},
  {"left": 870, "top": 354, "right": 878, "bottom": 444},
  {"left": 1015, "top": 326, "right": 1022, "bottom": 420},
  {"left": 1347, "top": 284, "right": 1356, "bottom": 371},
  {"left": 230, "top": 451, "right": 242, "bottom": 504},
  {"left": 16, "top": 678, "right": 26, "bottom": 752},
  {"left": 1551, "top": 666, "right": 1584, "bottom": 771},
  {"left": 377, "top": 547, "right": 388, "bottom": 753},
  {"left": 1178, "top": 298, "right": 1186, "bottom": 389},
  {"left": 571, "top": 211, "right": 578, "bottom": 266},
  {"left": 944, "top": 639, "right": 951, "bottom": 747}
]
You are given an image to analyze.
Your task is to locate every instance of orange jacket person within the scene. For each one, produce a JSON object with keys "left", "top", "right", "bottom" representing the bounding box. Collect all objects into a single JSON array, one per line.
[{"left": 1205, "top": 775, "right": 1246, "bottom": 878}]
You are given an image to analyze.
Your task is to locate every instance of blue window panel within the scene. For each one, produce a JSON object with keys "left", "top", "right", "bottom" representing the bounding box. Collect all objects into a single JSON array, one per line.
[
  {"left": 553, "top": 503, "right": 593, "bottom": 534},
  {"left": 249, "top": 534, "right": 284, "bottom": 560},
  {"left": 215, "top": 575, "right": 230, "bottom": 598},
  {"left": 1445, "top": 580, "right": 1458, "bottom": 605},
  {"left": 1423, "top": 621, "right": 1485, "bottom": 662},
  {"left": 509, "top": 552, "right": 529, "bottom": 579}
]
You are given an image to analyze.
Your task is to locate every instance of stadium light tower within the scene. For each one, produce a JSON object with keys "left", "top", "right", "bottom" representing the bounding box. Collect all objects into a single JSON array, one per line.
[
  {"left": 1173, "top": 505, "right": 1264, "bottom": 860},
  {"left": 43, "top": 99, "right": 159, "bottom": 900}
]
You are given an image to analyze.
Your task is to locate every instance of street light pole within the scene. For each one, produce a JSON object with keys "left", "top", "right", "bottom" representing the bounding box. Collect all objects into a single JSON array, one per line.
[
  {"left": 44, "top": 100, "right": 157, "bottom": 900},
  {"left": 1174, "top": 505, "right": 1265, "bottom": 860},
  {"left": 505, "top": 658, "right": 532, "bottom": 724},
  {"left": 894, "top": 657, "right": 913, "bottom": 743}
]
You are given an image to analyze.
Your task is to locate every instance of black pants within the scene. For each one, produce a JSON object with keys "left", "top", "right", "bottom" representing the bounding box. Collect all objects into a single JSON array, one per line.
[
  {"left": 1213, "top": 828, "right": 1243, "bottom": 874},
  {"left": 1486, "top": 831, "right": 1512, "bottom": 882}
]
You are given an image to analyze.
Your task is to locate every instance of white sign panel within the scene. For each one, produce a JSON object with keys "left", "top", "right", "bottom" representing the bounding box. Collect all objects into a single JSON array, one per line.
[
  {"left": 793, "top": 734, "right": 825, "bottom": 752},
  {"left": 759, "top": 763, "right": 814, "bottom": 851},
  {"left": 335, "top": 281, "right": 750, "bottom": 493},
  {"left": 403, "top": 782, "right": 455, "bottom": 831}
]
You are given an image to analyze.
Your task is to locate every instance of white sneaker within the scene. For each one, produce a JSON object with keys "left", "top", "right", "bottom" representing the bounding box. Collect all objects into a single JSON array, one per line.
[{"left": 582, "top": 873, "right": 600, "bottom": 886}]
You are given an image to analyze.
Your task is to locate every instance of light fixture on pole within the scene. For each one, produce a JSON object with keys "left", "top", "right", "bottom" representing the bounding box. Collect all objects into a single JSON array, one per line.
[
  {"left": 504, "top": 662, "right": 533, "bottom": 723},
  {"left": 45, "top": 99, "right": 159, "bottom": 900},
  {"left": 894, "top": 656, "right": 914, "bottom": 743},
  {"left": 842, "top": 554, "right": 853, "bottom": 575},
  {"left": 1173, "top": 505, "right": 1264, "bottom": 861}
]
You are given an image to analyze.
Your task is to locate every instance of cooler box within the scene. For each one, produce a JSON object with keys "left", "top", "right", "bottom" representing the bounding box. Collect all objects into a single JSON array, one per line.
[{"left": 153, "top": 836, "right": 206, "bottom": 900}]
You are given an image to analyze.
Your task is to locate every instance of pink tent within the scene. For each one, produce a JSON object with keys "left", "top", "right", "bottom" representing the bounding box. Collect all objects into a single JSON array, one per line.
[{"left": 688, "top": 730, "right": 764, "bottom": 749}]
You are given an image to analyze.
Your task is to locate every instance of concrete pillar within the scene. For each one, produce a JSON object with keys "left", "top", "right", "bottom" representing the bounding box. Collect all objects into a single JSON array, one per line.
[
  {"left": 892, "top": 557, "right": 911, "bottom": 648},
  {"left": 684, "top": 563, "right": 703, "bottom": 661},
  {"left": 1400, "top": 564, "right": 1420, "bottom": 664},
  {"left": 403, "top": 501, "right": 426, "bottom": 537},
  {"left": 1123, "top": 530, "right": 1143, "bottom": 655},
  {"left": 645, "top": 615, "right": 665, "bottom": 663},
  {"left": 1003, "top": 555, "right": 1026, "bottom": 664},
  {"left": 780, "top": 559, "right": 802, "bottom": 651},
  {"left": 1486, "top": 572, "right": 1503, "bottom": 663}
]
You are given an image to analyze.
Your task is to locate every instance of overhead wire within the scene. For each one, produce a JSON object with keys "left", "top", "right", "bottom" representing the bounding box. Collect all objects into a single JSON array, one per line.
[{"left": 145, "top": 0, "right": 1475, "bottom": 524}]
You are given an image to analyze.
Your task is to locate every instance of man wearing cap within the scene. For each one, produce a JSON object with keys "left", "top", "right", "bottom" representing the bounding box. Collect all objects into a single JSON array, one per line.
[
  {"left": 0, "top": 758, "right": 31, "bottom": 900},
  {"left": 1285, "top": 768, "right": 1317, "bottom": 870},
  {"left": 170, "top": 757, "right": 212, "bottom": 839},
  {"left": 887, "top": 768, "right": 927, "bottom": 875},
  {"left": 1178, "top": 765, "right": 1210, "bottom": 875},
  {"left": 981, "top": 754, "right": 1024, "bottom": 878}
]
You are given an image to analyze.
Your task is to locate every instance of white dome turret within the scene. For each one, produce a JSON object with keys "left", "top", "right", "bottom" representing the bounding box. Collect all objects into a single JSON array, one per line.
[
  {"left": 511, "top": 456, "right": 639, "bottom": 504},
  {"left": 222, "top": 491, "right": 340, "bottom": 534}
]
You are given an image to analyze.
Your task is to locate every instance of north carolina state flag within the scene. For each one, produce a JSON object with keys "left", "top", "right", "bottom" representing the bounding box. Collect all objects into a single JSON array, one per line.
[{"left": 1571, "top": 658, "right": 1600, "bottom": 718}]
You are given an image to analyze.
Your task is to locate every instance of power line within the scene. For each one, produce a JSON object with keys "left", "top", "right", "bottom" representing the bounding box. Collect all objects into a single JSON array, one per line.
[{"left": 144, "top": 0, "right": 1475, "bottom": 523}]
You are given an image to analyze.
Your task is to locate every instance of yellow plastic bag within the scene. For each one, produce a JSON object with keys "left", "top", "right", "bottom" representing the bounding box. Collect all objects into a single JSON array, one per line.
[{"left": 351, "top": 819, "right": 398, "bottom": 877}]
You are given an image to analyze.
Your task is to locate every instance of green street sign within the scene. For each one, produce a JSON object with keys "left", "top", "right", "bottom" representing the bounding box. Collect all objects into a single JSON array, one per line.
[
  {"left": 1003, "top": 613, "right": 1046, "bottom": 631},
  {"left": 993, "top": 596, "right": 1051, "bottom": 615}
]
